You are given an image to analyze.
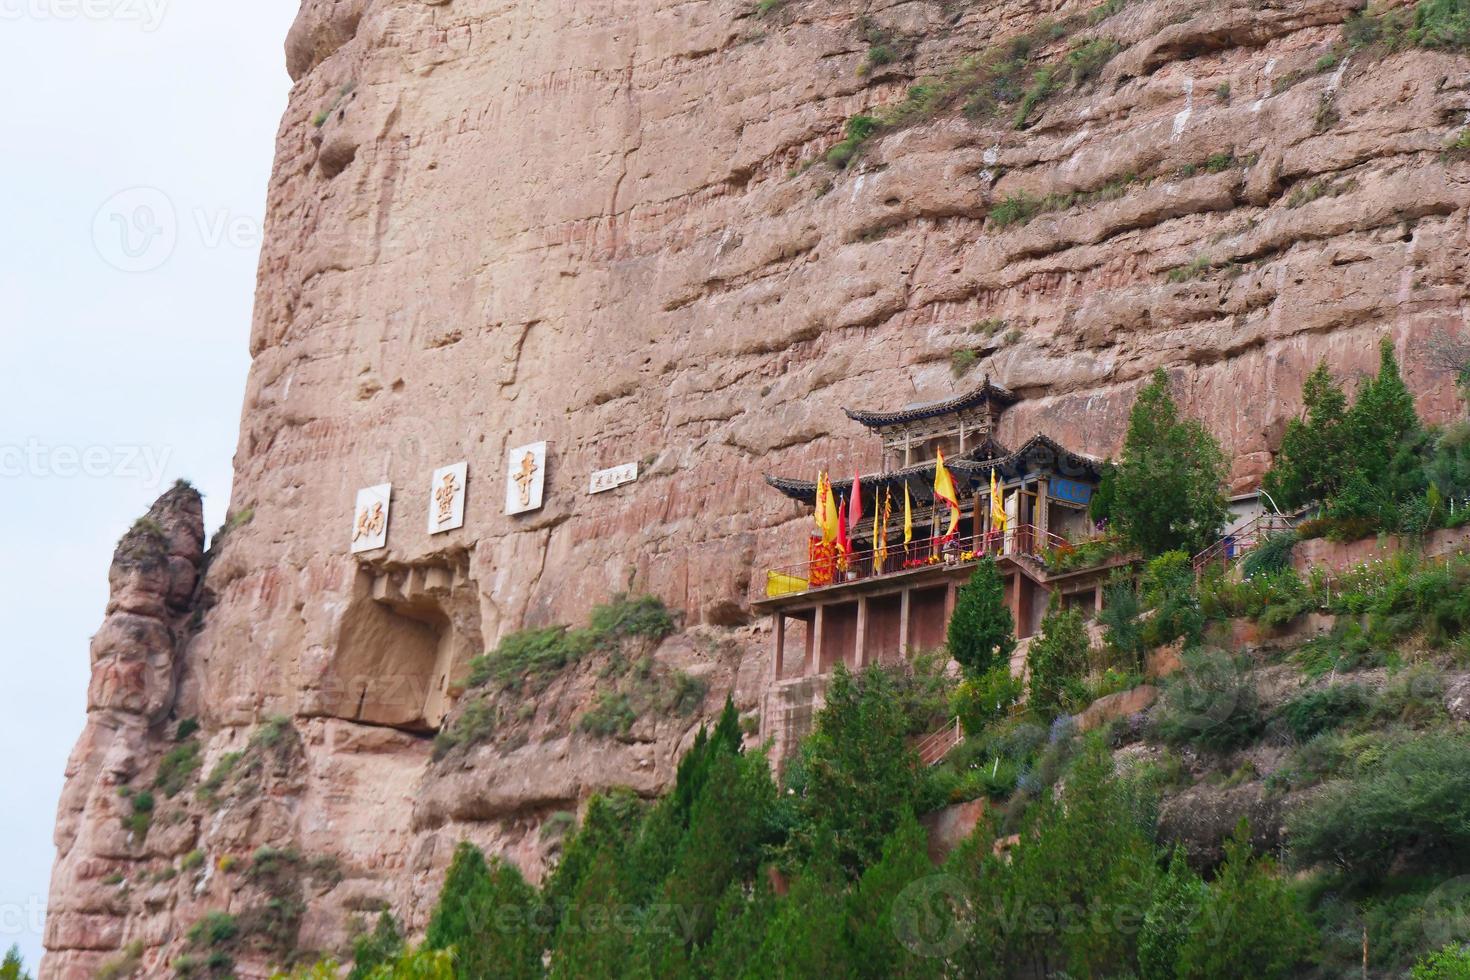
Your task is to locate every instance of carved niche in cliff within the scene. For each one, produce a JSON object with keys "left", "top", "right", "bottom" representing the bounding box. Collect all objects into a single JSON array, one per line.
[{"left": 316, "top": 558, "right": 482, "bottom": 732}]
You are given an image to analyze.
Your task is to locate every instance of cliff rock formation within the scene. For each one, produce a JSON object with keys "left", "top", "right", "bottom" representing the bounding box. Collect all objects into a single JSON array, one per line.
[{"left": 44, "top": 0, "right": 1470, "bottom": 974}]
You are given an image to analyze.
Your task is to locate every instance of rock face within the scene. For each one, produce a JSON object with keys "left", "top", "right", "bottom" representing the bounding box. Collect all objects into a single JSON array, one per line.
[{"left": 43, "top": 0, "right": 1470, "bottom": 974}]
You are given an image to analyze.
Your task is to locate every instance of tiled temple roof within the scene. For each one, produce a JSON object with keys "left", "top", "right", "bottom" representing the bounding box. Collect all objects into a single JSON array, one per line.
[
  {"left": 842, "top": 378, "right": 1019, "bottom": 430},
  {"left": 764, "top": 433, "right": 1102, "bottom": 505}
]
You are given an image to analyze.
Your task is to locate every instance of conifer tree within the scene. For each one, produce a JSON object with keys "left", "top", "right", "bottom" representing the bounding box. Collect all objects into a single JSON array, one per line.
[
  {"left": 1262, "top": 360, "right": 1350, "bottom": 509},
  {"left": 1026, "top": 607, "right": 1091, "bottom": 721},
  {"left": 1110, "top": 370, "right": 1229, "bottom": 556},
  {"left": 947, "top": 558, "right": 1016, "bottom": 679},
  {"left": 424, "top": 842, "right": 542, "bottom": 980},
  {"left": 1138, "top": 847, "right": 1206, "bottom": 980},
  {"left": 845, "top": 811, "right": 945, "bottom": 979}
]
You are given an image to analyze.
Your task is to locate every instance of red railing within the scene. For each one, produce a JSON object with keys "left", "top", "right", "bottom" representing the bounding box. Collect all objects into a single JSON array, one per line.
[
  {"left": 758, "top": 524, "right": 1081, "bottom": 600},
  {"left": 1192, "top": 514, "right": 1296, "bottom": 574},
  {"left": 916, "top": 717, "right": 965, "bottom": 766}
]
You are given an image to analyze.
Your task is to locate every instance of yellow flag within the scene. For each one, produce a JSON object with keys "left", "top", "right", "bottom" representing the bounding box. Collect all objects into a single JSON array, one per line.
[
  {"left": 815, "top": 471, "right": 839, "bottom": 544},
  {"left": 990, "top": 469, "right": 1008, "bottom": 532},
  {"left": 933, "top": 449, "right": 961, "bottom": 543},
  {"left": 903, "top": 484, "right": 913, "bottom": 545},
  {"left": 875, "top": 489, "right": 890, "bottom": 572}
]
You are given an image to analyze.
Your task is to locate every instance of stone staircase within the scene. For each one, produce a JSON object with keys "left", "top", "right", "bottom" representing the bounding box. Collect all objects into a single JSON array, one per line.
[{"left": 915, "top": 717, "right": 965, "bottom": 766}]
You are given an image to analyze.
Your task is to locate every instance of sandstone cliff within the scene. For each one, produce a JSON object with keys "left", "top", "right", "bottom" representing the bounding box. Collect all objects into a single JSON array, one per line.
[{"left": 44, "top": 0, "right": 1470, "bottom": 975}]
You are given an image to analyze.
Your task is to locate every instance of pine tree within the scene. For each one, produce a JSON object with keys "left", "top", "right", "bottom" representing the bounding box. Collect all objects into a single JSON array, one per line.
[
  {"left": 947, "top": 558, "right": 1016, "bottom": 679},
  {"left": 1138, "top": 847, "right": 1206, "bottom": 980},
  {"left": 1026, "top": 607, "right": 1091, "bottom": 721},
  {"left": 547, "top": 853, "right": 630, "bottom": 980},
  {"left": 424, "top": 842, "right": 542, "bottom": 980},
  {"left": 795, "top": 666, "right": 925, "bottom": 877},
  {"left": 1345, "top": 338, "right": 1421, "bottom": 486},
  {"left": 1110, "top": 369, "right": 1229, "bottom": 556},
  {"left": 697, "top": 879, "right": 779, "bottom": 980},
  {"left": 1176, "top": 821, "right": 1316, "bottom": 979},
  {"left": 1263, "top": 361, "right": 1350, "bottom": 509},
  {"left": 845, "top": 811, "right": 945, "bottom": 979},
  {"left": 0, "top": 948, "right": 31, "bottom": 980},
  {"left": 349, "top": 911, "right": 406, "bottom": 980}
]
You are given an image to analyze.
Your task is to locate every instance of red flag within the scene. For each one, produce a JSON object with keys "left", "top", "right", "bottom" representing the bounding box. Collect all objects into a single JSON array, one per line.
[
  {"left": 836, "top": 497, "right": 851, "bottom": 560},
  {"left": 850, "top": 471, "right": 863, "bottom": 537}
]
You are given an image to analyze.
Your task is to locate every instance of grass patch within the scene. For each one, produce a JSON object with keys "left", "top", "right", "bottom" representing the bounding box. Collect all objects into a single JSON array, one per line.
[
  {"left": 989, "top": 174, "right": 1139, "bottom": 229},
  {"left": 1166, "top": 255, "right": 1214, "bottom": 283},
  {"left": 432, "top": 697, "right": 498, "bottom": 761},
  {"left": 951, "top": 349, "right": 980, "bottom": 378},
  {"left": 154, "top": 739, "right": 202, "bottom": 797},
  {"left": 825, "top": 3, "right": 1130, "bottom": 167},
  {"left": 580, "top": 692, "right": 638, "bottom": 738}
]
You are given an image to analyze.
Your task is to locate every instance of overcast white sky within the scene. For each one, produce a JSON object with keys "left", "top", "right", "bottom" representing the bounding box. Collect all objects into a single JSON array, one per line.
[{"left": 0, "top": 1, "right": 299, "bottom": 968}]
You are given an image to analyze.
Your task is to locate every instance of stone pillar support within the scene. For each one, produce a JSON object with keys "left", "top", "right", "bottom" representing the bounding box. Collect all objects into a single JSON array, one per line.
[
  {"left": 772, "top": 614, "right": 786, "bottom": 682},
  {"left": 810, "top": 605, "right": 825, "bottom": 676},
  {"left": 855, "top": 596, "right": 869, "bottom": 669},
  {"left": 898, "top": 589, "right": 911, "bottom": 659}
]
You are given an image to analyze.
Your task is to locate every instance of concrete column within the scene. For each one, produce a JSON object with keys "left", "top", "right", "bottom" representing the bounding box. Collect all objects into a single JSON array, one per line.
[
  {"left": 1095, "top": 583, "right": 1105, "bottom": 614},
  {"left": 1008, "top": 573, "right": 1024, "bottom": 637},
  {"left": 945, "top": 581, "right": 958, "bottom": 622},
  {"left": 1037, "top": 478, "right": 1050, "bottom": 542},
  {"left": 855, "top": 596, "right": 869, "bottom": 669},
  {"left": 772, "top": 614, "right": 786, "bottom": 682},
  {"left": 809, "top": 604, "right": 825, "bottom": 676},
  {"left": 898, "top": 589, "right": 911, "bottom": 659}
]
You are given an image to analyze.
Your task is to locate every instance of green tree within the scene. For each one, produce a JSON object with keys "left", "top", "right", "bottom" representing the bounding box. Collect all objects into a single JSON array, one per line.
[
  {"left": 1098, "top": 580, "right": 1148, "bottom": 673},
  {"left": 1177, "top": 821, "right": 1316, "bottom": 979},
  {"left": 1263, "top": 361, "right": 1350, "bottom": 509},
  {"left": 947, "top": 558, "right": 1016, "bottom": 678},
  {"left": 660, "top": 747, "right": 779, "bottom": 947},
  {"left": 1140, "top": 550, "right": 1204, "bottom": 648},
  {"left": 1026, "top": 607, "right": 1091, "bottom": 720},
  {"left": 424, "top": 842, "right": 542, "bottom": 980},
  {"left": 981, "top": 738, "right": 1159, "bottom": 976},
  {"left": 1110, "top": 369, "right": 1229, "bottom": 556},
  {"left": 794, "top": 665, "right": 925, "bottom": 877},
  {"left": 951, "top": 664, "right": 1024, "bottom": 735},
  {"left": 541, "top": 789, "right": 642, "bottom": 921},
  {"left": 350, "top": 912, "right": 406, "bottom": 980},
  {"left": 748, "top": 858, "right": 857, "bottom": 976},
  {"left": 845, "top": 811, "right": 944, "bottom": 979},
  {"left": 0, "top": 948, "right": 31, "bottom": 980},
  {"left": 1345, "top": 338, "right": 1422, "bottom": 487},
  {"left": 1138, "top": 847, "right": 1206, "bottom": 980},
  {"left": 1413, "top": 944, "right": 1470, "bottom": 980},
  {"left": 697, "top": 879, "right": 779, "bottom": 979},
  {"left": 547, "top": 854, "right": 629, "bottom": 980}
]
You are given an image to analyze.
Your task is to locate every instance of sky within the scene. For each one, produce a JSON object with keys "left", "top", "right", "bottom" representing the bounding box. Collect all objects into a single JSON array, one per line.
[{"left": 0, "top": 0, "right": 299, "bottom": 968}]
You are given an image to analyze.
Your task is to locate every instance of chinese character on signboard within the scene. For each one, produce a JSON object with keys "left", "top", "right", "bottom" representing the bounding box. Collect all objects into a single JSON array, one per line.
[
  {"left": 589, "top": 462, "right": 639, "bottom": 495},
  {"left": 506, "top": 442, "right": 547, "bottom": 515},
  {"left": 351, "top": 484, "right": 392, "bottom": 554},
  {"left": 428, "top": 462, "right": 468, "bottom": 534}
]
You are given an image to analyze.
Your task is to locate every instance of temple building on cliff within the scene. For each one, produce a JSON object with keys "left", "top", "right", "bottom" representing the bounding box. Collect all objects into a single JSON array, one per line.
[{"left": 754, "top": 380, "right": 1130, "bottom": 696}]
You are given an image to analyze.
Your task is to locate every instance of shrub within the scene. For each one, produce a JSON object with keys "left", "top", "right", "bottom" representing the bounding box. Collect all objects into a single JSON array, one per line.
[
  {"left": 181, "top": 849, "right": 205, "bottom": 871},
  {"left": 1027, "top": 608, "right": 1091, "bottom": 720},
  {"left": 1166, "top": 255, "right": 1213, "bottom": 282},
  {"left": 827, "top": 114, "right": 879, "bottom": 168},
  {"left": 580, "top": 693, "right": 637, "bottom": 738},
  {"left": 432, "top": 698, "right": 498, "bottom": 760},
  {"left": 96, "top": 941, "right": 143, "bottom": 980},
  {"left": 1141, "top": 551, "right": 1204, "bottom": 647},
  {"left": 1278, "top": 684, "right": 1370, "bottom": 740},
  {"left": 154, "top": 739, "right": 202, "bottom": 797},
  {"left": 951, "top": 665, "right": 1023, "bottom": 735},
  {"left": 1154, "top": 648, "right": 1263, "bottom": 751},
  {"left": 467, "top": 626, "right": 590, "bottom": 693},
  {"left": 989, "top": 192, "right": 1043, "bottom": 228},
  {"left": 950, "top": 348, "right": 979, "bottom": 378},
  {"left": 1415, "top": 944, "right": 1470, "bottom": 980},
  {"left": 175, "top": 718, "right": 201, "bottom": 740},
  {"left": 124, "top": 790, "right": 154, "bottom": 839},
  {"left": 587, "top": 593, "right": 677, "bottom": 645},
  {"left": 1290, "top": 732, "right": 1470, "bottom": 877},
  {"left": 1242, "top": 531, "right": 1297, "bottom": 578},
  {"left": 947, "top": 559, "right": 1016, "bottom": 678},
  {"left": 349, "top": 912, "right": 404, "bottom": 980},
  {"left": 188, "top": 911, "right": 240, "bottom": 949}
]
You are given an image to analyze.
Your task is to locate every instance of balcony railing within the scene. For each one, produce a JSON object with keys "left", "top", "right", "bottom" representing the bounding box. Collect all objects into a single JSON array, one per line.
[
  {"left": 1192, "top": 514, "right": 1297, "bottom": 574},
  {"left": 758, "top": 524, "right": 1077, "bottom": 601}
]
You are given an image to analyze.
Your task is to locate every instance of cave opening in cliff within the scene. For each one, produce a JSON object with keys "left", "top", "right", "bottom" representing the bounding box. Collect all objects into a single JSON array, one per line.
[{"left": 324, "top": 563, "right": 481, "bottom": 734}]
